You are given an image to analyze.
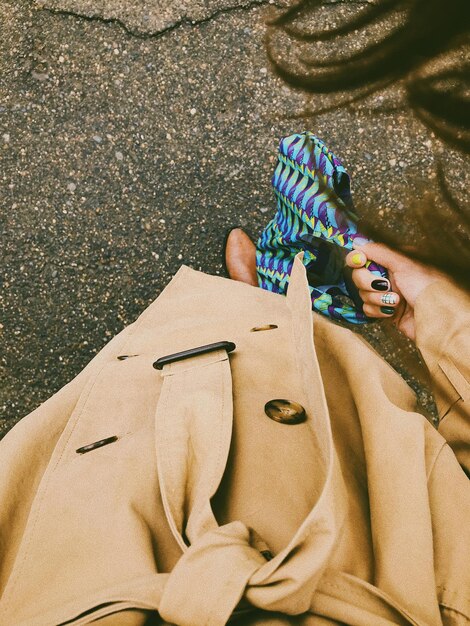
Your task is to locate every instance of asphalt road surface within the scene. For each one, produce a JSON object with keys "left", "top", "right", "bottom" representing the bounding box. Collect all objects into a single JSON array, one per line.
[{"left": 2, "top": 0, "right": 467, "bottom": 435}]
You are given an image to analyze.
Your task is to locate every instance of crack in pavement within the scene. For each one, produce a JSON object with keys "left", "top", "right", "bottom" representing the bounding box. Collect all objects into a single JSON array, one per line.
[{"left": 32, "top": 0, "right": 286, "bottom": 40}]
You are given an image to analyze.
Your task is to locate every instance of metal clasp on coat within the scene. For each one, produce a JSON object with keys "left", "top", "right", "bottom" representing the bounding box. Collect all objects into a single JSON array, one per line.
[{"left": 153, "top": 340, "right": 236, "bottom": 370}]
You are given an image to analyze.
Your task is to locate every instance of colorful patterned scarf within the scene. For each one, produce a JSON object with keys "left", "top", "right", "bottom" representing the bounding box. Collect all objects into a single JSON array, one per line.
[{"left": 256, "top": 132, "right": 387, "bottom": 323}]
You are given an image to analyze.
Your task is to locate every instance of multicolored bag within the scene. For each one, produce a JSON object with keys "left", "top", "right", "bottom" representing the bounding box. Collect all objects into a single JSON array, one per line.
[{"left": 256, "top": 132, "right": 387, "bottom": 323}]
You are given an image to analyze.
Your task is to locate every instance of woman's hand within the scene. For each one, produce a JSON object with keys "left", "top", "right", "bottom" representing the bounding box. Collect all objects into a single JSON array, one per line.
[{"left": 345, "top": 242, "right": 446, "bottom": 342}]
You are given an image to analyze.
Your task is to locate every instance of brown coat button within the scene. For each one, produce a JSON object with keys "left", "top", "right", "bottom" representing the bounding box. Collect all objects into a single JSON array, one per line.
[{"left": 264, "top": 399, "right": 306, "bottom": 425}]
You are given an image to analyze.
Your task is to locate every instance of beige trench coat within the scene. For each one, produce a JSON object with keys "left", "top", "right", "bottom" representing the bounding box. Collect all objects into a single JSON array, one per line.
[{"left": 0, "top": 256, "right": 469, "bottom": 626}]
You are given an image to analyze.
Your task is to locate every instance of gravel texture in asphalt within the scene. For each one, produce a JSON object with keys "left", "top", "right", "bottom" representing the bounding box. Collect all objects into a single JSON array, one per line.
[{"left": 1, "top": 0, "right": 468, "bottom": 436}]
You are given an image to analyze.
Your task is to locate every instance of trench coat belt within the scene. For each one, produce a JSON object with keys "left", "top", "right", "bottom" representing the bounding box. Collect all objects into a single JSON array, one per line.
[
  {"left": 152, "top": 335, "right": 430, "bottom": 624},
  {"left": 155, "top": 347, "right": 267, "bottom": 626}
]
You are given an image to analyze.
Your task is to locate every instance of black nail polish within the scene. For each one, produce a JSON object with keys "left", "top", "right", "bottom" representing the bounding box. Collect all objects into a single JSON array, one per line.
[
  {"left": 372, "top": 279, "right": 389, "bottom": 291},
  {"left": 381, "top": 306, "right": 395, "bottom": 315}
]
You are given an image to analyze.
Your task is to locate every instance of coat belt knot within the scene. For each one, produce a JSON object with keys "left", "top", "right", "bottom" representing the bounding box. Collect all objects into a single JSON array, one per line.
[{"left": 159, "top": 521, "right": 267, "bottom": 626}]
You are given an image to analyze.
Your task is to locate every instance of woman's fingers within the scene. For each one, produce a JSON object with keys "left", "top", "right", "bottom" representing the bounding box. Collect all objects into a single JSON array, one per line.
[
  {"left": 349, "top": 266, "right": 391, "bottom": 292},
  {"left": 362, "top": 302, "right": 397, "bottom": 318},
  {"left": 359, "top": 289, "right": 400, "bottom": 307},
  {"left": 351, "top": 241, "right": 405, "bottom": 269},
  {"left": 345, "top": 250, "right": 391, "bottom": 289},
  {"left": 359, "top": 289, "right": 400, "bottom": 318},
  {"left": 345, "top": 250, "right": 367, "bottom": 269},
  {"left": 346, "top": 251, "right": 389, "bottom": 290},
  {"left": 345, "top": 248, "right": 399, "bottom": 318}
]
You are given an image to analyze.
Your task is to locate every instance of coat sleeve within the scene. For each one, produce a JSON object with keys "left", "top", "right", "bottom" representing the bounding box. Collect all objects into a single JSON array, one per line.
[
  {"left": 414, "top": 278, "right": 470, "bottom": 475},
  {"left": 427, "top": 442, "right": 470, "bottom": 624}
]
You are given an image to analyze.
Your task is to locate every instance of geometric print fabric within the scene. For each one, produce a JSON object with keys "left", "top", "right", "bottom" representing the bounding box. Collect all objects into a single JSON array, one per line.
[{"left": 256, "top": 132, "right": 388, "bottom": 323}]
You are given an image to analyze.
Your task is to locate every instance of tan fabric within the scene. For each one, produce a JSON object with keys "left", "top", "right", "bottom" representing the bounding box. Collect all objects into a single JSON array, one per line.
[{"left": 0, "top": 256, "right": 469, "bottom": 626}]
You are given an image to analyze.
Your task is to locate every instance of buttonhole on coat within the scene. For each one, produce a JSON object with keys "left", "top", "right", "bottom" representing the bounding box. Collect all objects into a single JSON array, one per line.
[
  {"left": 76, "top": 435, "right": 118, "bottom": 454},
  {"left": 250, "top": 324, "right": 278, "bottom": 332},
  {"left": 261, "top": 550, "right": 274, "bottom": 561},
  {"left": 117, "top": 354, "right": 139, "bottom": 360}
]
